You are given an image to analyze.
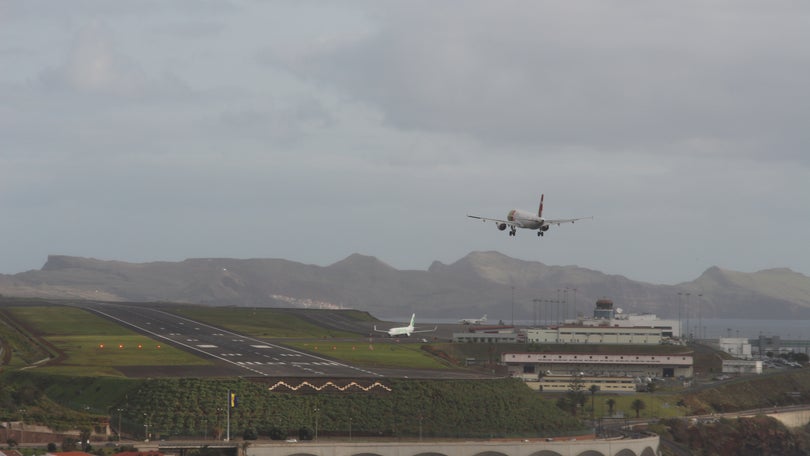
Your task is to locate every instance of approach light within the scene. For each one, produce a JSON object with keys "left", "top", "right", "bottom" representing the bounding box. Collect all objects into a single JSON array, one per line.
[
  {"left": 118, "top": 344, "right": 124, "bottom": 349},
  {"left": 99, "top": 343, "right": 105, "bottom": 349}
]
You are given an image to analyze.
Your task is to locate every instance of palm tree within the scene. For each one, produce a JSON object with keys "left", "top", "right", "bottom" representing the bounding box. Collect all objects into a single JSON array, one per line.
[
  {"left": 588, "top": 385, "right": 600, "bottom": 418},
  {"left": 631, "top": 398, "right": 646, "bottom": 418},
  {"left": 606, "top": 398, "right": 616, "bottom": 417}
]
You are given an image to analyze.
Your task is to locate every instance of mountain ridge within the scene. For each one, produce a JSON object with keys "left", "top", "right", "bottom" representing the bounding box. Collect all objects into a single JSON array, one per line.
[{"left": 1, "top": 252, "right": 809, "bottom": 320}]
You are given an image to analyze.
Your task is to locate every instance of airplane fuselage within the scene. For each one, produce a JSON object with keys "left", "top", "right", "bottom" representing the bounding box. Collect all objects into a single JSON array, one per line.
[
  {"left": 459, "top": 315, "right": 487, "bottom": 325},
  {"left": 387, "top": 325, "right": 414, "bottom": 337},
  {"left": 507, "top": 209, "right": 546, "bottom": 230}
]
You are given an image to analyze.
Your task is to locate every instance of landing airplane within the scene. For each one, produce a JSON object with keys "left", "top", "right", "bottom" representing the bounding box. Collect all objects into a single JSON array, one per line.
[
  {"left": 458, "top": 314, "right": 487, "bottom": 325},
  {"left": 373, "top": 314, "right": 437, "bottom": 337},
  {"left": 467, "top": 194, "right": 592, "bottom": 237}
]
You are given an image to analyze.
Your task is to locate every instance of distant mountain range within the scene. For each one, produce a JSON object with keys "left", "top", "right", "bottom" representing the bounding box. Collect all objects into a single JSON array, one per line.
[{"left": 1, "top": 251, "right": 809, "bottom": 320}]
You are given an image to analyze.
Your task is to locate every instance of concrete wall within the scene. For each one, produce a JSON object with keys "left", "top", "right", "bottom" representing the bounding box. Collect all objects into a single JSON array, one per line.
[
  {"left": 767, "top": 410, "right": 810, "bottom": 428},
  {"left": 244, "top": 436, "right": 659, "bottom": 456}
]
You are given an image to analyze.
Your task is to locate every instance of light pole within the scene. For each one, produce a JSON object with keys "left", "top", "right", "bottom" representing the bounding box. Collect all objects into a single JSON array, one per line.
[
  {"left": 216, "top": 407, "right": 223, "bottom": 440},
  {"left": 117, "top": 408, "right": 124, "bottom": 442},
  {"left": 511, "top": 286, "right": 515, "bottom": 326},
  {"left": 143, "top": 412, "right": 151, "bottom": 442},
  {"left": 313, "top": 407, "right": 319, "bottom": 441},
  {"left": 18, "top": 408, "right": 26, "bottom": 444},
  {"left": 556, "top": 289, "right": 561, "bottom": 324},
  {"left": 546, "top": 299, "right": 555, "bottom": 326},
  {"left": 533, "top": 298, "right": 541, "bottom": 327},
  {"left": 571, "top": 288, "right": 578, "bottom": 319},
  {"left": 677, "top": 292, "right": 683, "bottom": 339},
  {"left": 685, "top": 292, "right": 691, "bottom": 341},
  {"left": 563, "top": 288, "right": 569, "bottom": 322}
]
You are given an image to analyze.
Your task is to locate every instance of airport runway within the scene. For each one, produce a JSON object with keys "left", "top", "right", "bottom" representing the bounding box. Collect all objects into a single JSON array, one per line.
[{"left": 76, "top": 302, "right": 383, "bottom": 378}]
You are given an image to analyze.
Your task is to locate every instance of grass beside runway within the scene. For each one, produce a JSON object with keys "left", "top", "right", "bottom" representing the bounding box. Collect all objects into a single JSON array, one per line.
[
  {"left": 4, "top": 306, "right": 212, "bottom": 376},
  {"left": 282, "top": 340, "right": 452, "bottom": 369}
]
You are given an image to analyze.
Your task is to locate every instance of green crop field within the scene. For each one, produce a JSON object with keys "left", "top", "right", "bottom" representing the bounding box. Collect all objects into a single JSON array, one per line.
[
  {"left": 283, "top": 340, "right": 451, "bottom": 369},
  {"left": 5, "top": 306, "right": 211, "bottom": 376}
]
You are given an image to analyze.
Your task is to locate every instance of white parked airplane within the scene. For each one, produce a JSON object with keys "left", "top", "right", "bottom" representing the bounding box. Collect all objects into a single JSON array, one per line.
[
  {"left": 458, "top": 314, "right": 487, "bottom": 325},
  {"left": 373, "top": 314, "right": 437, "bottom": 337},
  {"left": 467, "top": 194, "right": 592, "bottom": 237}
]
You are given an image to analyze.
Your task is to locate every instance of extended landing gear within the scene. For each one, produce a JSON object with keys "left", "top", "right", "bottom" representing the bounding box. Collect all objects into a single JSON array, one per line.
[
  {"left": 537, "top": 231, "right": 544, "bottom": 237},
  {"left": 509, "top": 228, "right": 517, "bottom": 237}
]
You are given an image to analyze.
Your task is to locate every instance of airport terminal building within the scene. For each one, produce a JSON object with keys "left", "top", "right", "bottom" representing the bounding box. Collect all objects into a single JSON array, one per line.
[
  {"left": 502, "top": 352, "right": 694, "bottom": 392},
  {"left": 525, "top": 325, "right": 663, "bottom": 345}
]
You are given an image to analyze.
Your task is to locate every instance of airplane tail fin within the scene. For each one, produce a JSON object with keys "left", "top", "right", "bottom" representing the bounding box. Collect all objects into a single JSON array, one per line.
[
  {"left": 538, "top": 194, "right": 544, "bottom": 217},
  {"left": 409, "top": 313, "right": 416, "bottom": 327}
]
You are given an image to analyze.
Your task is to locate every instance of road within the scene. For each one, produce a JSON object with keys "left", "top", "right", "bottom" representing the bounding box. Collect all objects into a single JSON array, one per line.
[{"left": 76, "top": 302, "right": 383, "bottom": 378}]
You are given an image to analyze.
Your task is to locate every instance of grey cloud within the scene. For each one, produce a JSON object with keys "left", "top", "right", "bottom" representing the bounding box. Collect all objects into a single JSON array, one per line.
[
  {"left": 37, "top": 22, "right": 191, "bottom": 100},
  {"left": 262, "top": 2, "right": 810, "bottom": 163},
  {"left": 213, "top": 96, "right": 334, "bottom": 145},
  {"left": 151, "top": 21, "right": 225, "bottom": 39}
]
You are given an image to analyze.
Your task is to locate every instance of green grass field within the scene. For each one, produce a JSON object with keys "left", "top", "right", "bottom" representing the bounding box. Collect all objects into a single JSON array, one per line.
[
  {"left": 284, "top": 340, "right": 451, "bottom": 369},
  {"left": 6, "top": 306, "right": 211, "bottom": 376},
  {"left": 587, "top": 393, "right": 688, "bottom": 420}
]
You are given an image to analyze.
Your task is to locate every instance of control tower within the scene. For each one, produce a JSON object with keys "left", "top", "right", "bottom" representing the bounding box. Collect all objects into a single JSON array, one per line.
[{"left": 593, "top": 298, "right": 615, "bottom": 319}]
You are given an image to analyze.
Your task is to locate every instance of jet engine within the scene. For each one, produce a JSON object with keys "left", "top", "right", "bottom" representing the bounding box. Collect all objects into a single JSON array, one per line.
[
  {"left": 540, "top": 225, "right": 550, "bottom": 232},
  {"left": 497, "top": 223, "right": 507, "bottom": 231}
]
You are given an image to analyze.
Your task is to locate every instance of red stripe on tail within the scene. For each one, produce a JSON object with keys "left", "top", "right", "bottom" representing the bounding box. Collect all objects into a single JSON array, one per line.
[{"left": 538, "top": 194, "right": 544, "bottom": 217}]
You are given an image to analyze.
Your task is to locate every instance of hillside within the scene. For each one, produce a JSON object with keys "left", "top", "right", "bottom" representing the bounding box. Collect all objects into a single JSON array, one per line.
[
  {"left": 2, "top": 372, "right": 584, "bottom": 440},
  {"left": 1, "top": 251, "right": 809, "bottom": 319}
]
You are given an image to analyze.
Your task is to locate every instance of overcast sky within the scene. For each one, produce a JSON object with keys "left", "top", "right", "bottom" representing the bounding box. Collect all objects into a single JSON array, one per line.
[{"left": 1, "top": 1, "right": 809, "bottom": 284}]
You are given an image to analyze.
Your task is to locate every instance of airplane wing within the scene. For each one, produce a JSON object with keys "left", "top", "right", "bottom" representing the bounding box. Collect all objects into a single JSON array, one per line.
[
  {"left": 467, "top": 215, "right": 519, "bottom": 227},
  {"left": 372, "top": 325, "right": 390, "bottom": 333},
  {"left": 411, "top": 326, "right": 438, "bottom": 333},
  {"left": 544, "top": 216, "right": 593, "bottom": 226}
]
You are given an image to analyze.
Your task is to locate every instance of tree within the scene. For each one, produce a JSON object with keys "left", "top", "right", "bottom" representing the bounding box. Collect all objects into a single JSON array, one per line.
[
  {"left": 62, "top": 437, "right": 78, "bottom": 451},
  {"left": 606, "top": 398, "right": 616, "bottom": 417},
  {"left": 80, "top": 428, "right": 92, "bottom": 451},
  {"left": 564, "top": 376, "right": 587, "bottom": 416},
  {"left": 266, "top": 427, "right": 285, "bottom": 440},
  {"left": 631, "top": 399, "right": 646, "bottom": 418},
  {"left": 589, "top": 385, "right": 600, "bottom": 418},
  {"left": 298, "top": 427, "right": 313, "bottom": 441}
]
